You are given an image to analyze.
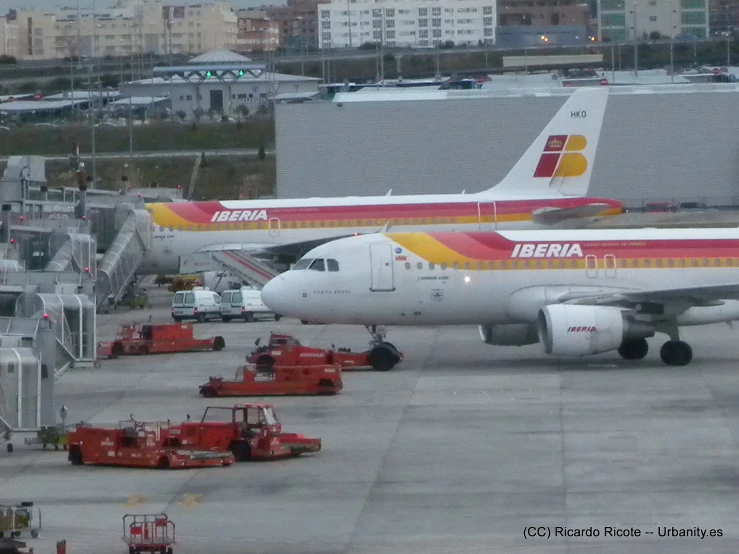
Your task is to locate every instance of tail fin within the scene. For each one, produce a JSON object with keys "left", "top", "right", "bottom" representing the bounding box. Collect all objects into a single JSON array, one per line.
[{"left": 483, "top": 87, "right": 609, "bottom": 197}]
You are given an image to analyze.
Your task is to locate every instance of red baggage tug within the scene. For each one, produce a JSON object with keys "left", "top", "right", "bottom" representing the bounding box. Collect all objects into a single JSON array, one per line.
[
  {"left": 248, "top": 333, "right": 403, "bottom": 371},
  {"left": 66, "top": 420, "right": 234, "bottom": 468},
  {"left": 174, "top": 404, "right": 321, "bottom": 462},
  {"left": 199, "top": 363, "right": 342, "bottom": 397},
  {"left": 97, "top": 322, "right": 225, "bottom": 359}
]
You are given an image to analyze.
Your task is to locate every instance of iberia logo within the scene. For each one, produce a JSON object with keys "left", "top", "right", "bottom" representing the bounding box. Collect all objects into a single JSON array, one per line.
[{"left": 533, "top": 135, "right": 587, "bottom": 178}]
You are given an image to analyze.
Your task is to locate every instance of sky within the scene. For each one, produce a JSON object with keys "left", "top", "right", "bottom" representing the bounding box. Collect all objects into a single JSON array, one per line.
[{"left": 0, "top": 0, "right": 285, "bottom": 11}]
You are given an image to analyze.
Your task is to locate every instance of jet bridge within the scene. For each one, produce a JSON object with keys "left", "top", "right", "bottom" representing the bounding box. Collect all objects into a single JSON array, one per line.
[
  {"left": 95, "top": 208, "right": 152, "bottom": 311},
  {"left": 180, "top": 249, "right": 281, "bottom": 289}
]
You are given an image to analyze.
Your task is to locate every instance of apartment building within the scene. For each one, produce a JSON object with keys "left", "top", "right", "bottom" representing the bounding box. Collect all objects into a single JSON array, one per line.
[
  {"left": 597, "top": 0, "right": 709, "bottom": 41},
  {"left": 708, "top": 0, "right": 739, "bottom": 34},
  {"left": 7, "top": 0, "right": 238, "bottom": 61},
  {"left": 266, "top": 0, "right": 330, "bottom": 49},
  {"left": 318, "top": 0, "right": 496, "bottom": 48},
  {"left": 237, "top": 9, "right": 280, "bottom": 52}
]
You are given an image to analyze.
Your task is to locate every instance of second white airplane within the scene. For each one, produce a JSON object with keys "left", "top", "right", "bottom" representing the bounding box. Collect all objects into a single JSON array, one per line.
[
  {"left": 139, "top": 88, "right": 620, "bottom": 275},
  {"left": 261, "top": 228, "right": 739, "bottom": 367}
]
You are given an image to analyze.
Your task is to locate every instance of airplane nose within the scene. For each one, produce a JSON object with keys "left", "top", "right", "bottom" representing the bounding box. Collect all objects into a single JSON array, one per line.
[{"left": 260, "top": 275, "right": 286, "bottom": 313}]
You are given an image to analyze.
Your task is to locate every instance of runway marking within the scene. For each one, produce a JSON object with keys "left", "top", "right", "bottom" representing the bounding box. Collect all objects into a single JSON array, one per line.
[
  {"left": 178, "top": 494, "right": 203, "bottom": 507},
  {"left": 122, "top": 495, "right": 147, "bottom": 507}
]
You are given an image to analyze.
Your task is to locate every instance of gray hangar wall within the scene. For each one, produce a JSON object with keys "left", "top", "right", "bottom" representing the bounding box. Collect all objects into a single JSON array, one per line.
[{"left": 275, "top": 88, "right": 739, "bottom": 205}]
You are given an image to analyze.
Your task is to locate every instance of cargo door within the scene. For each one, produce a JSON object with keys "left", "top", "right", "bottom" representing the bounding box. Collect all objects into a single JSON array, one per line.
[
  {"left": 369, "top": 242, "right": 395, "bottom": 292},
  {"left": 477, "top": 201, "right": 497, "bottom": 231}
]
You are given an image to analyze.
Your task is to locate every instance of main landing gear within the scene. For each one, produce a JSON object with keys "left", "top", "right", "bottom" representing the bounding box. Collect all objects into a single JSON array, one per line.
[{"left": 617, "top": 333, "right": 693, "bottom": 367}]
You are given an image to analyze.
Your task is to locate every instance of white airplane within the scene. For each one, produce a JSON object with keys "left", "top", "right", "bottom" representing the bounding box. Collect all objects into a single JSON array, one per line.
[
  {"left": 138, "top": 88, "right": 621, "bottom": 275},
  {"left": 260, "top": 229, "right": 739, "bottom": 367}
]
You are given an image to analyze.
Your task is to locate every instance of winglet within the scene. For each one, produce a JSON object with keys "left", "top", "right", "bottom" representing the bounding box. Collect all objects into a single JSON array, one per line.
[{"left": 481, "top": 87, "right": 609, "bottom": 198}]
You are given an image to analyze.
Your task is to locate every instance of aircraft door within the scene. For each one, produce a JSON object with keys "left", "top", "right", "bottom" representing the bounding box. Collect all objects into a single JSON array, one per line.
[
  {"left": 477, "top": 202, "right": 497, "bottom": 231},
  {"left": 268, "top": 218, "right": 280, "bottom": 237},
  {"left": 369, "top": 242, "right": 396, "bottom": 292},
  {"left": 604, "top": 254, "right": 617, "bottom": 278},
  {"left": 585, "top": 255, "right": 598, "bottom": 278}
]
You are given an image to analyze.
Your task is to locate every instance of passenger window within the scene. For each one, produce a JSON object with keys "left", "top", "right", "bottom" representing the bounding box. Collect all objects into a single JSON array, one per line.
[
  {"left": 452, "top": 262, "right": 459, "bottom": 270},
  {"left": 440, "top": 262, "right": 447, "bottom": 270},
  {"left": 309, "top": 259, "right": 325, "bottom": 271},
  {"left": 429, "top": 262, "right": 435, "bottom": 270},
  {"left": 464, "top": 262, "right": 471, "bottom": 270},
  {"left": 404, "top": 262, "right": 411, "bottom": 270},
  {"left": 327, "top": 259, "right": 340, "bottom": 272},
  {"left": 417, "top": 262, "right": 423, "bottom": 270},
  {"left": 292, "top": 258, "right": 313, "bottom": 270}
]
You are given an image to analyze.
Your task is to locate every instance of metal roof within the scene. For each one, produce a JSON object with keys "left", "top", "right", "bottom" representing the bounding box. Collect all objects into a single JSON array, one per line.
[
  {"left": 188, "top": 49, "right": 252, "bottom": 64},
  {"left": 110, "top": 96, "right": 169, "bottom": 106},
  {"left": 0, "top": 99, "right": 88, "bottom": 112}
]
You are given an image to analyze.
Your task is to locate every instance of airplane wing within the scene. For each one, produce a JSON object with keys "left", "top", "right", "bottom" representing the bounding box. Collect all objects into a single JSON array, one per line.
[
  {"left": 193, "top": 235, "right": 363, "bottom": 260},
  {"left": 558, "top": 283, "right": 739, "bottom": 310},
  {"left": 531, "top": 203, "right": 618, "bottom": 226}
]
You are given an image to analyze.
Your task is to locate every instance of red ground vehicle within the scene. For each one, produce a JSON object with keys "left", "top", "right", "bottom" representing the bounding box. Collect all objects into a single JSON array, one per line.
[
  {"left": 174, "top": 404, "right": 321, "bottom": 462},
  {"left": 97, "top": 322, "right": 225, "bottom": 359},
  {"left": 199, "top": 364, "right": 342, "bottom": 397},
  {"left": 66, "top": 420, "right": 234, "bottom": 469},
  {"left": 123, "top": 514, "right": 175, "bottom": 554},
  {"left": 247, "top": 333, "right": 403, "bottom": 371}
]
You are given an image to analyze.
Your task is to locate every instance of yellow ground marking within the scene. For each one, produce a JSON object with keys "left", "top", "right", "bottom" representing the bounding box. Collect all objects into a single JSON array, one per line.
[
  {"left": 122, "top": 495, "right": 147, "bottom": 507},
  {"left": 178, "top": 494, "right": 203, "bottom": 507}
]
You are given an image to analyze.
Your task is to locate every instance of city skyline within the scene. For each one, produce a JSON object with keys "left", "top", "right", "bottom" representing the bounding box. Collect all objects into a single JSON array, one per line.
[{"left": 0, "top": 0, "right": 286, "bottom": 12}]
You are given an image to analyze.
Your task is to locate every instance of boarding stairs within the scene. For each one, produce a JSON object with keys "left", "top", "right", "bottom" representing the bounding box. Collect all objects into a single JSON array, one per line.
[
  {"left": 209, "top": 250, "right": 281, "bottom": 289},
  {"left": 95, "top": 209, "right": 152, "bottom": 311}
]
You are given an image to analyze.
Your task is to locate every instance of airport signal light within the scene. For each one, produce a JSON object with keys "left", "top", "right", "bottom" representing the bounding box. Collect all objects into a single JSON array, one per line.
[
  {"left": 238, "top": 69, "right": 244, "bottom": 76},
  {"left": 206, "top": 70, "right": 212, "bottom": 77}
]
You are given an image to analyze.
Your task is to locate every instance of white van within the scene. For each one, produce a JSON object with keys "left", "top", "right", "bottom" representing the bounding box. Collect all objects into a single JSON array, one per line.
[
  {"left": 220, "top": 287, "right": 280, "bottom": 322},
  {"left": 171, "top": 288, "right": 221, "bottom": 323}
]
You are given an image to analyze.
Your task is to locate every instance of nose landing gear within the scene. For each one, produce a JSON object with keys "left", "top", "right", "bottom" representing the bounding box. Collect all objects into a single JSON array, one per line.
[{"left": 365, "top": 325, "right": 402, "bottom": 371}]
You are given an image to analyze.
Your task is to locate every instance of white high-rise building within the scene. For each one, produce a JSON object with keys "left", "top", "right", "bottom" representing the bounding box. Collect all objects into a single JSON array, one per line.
[
  {"left": 597, "top": 0, "right": 709, "bottom": 41},
  {"left": 318, "top": 0, "right": 496, "bottom": 49}
]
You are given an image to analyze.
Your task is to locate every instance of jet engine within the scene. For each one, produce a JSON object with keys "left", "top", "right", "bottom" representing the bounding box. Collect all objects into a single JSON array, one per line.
[
  {"left": 537, "top": 304, "right": 654, "bottom": 357},
  {"left": 478, "top": 324, "right": 539, "bottom": 346}
]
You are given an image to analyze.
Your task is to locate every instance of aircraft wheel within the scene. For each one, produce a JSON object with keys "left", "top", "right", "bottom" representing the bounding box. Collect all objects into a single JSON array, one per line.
[
  {"left": 368, "top": 345, "right": 397, "bottom": 371},
  {"left": 617, "top": 338, "right": 649, "bottom": 360},
  {"left": 660, "top": 340, "right": 693, "bottom": 366}
]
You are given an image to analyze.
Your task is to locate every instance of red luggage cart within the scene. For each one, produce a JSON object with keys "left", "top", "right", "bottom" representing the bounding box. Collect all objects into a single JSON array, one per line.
[{"left": 122, "top": 514, "right": 175, "bottom": 554}]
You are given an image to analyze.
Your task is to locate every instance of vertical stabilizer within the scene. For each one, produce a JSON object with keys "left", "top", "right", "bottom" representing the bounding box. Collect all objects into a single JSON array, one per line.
[{"left": 481, "top": 87, "right": 609, "bottom": 197}]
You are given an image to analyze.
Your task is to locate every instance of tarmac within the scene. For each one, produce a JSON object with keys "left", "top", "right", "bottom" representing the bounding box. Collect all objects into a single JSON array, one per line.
[{"left": 2, "top": 288, "right": 739, "bottom": 553}]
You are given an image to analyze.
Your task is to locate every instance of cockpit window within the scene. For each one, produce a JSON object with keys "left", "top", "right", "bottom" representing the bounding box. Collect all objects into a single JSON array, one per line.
[
  {"left": 309, "top": 259, "right": 325, "bottom": 271},
  {"left": 327, "top": 259, "right": 340, "bottom": 272},
  {"left": 292, "top": 258, "right": 313, "bottom": 270}
]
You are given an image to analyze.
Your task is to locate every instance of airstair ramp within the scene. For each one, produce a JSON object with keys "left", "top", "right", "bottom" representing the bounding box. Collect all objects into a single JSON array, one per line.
[
  {"left": 210, "top": 250, "right": 281, "bottom": 289},
  {"left": 0, "top": 346, "right": 44, "bottom": 439},
  {"left": 96, "top": 209, "right": 152, "bottom": 310},
  {"left": 45, "top": 232, "right": 97, "bottom": 277},
  {"left": 15, "top": 292, "right": 96, "bottom": 371}
]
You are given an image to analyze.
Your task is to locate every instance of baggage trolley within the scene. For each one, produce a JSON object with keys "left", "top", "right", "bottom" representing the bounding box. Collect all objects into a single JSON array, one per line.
[
  {"left": 0, "top": 502, "right": 42, "bottom": 539},
  {"left": 122, "top": 514, "right": 175, "bottom": 554}
]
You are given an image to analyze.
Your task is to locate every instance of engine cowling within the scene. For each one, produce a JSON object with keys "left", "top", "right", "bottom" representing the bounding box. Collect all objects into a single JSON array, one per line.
[
  {"left": 537, "top": 304, "right": 654, "bottom": 357},
  {"left": 478, "top": 324, "right": 539, "bottom": 346}
]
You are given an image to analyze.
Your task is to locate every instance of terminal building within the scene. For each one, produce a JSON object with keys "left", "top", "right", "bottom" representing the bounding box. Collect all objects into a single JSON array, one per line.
[{"left": 275, "top": 83, "right": 739, "bottom": 207}]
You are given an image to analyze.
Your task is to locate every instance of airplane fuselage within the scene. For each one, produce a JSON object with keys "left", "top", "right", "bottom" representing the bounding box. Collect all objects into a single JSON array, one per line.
[
  {"left": 140, "top": 195, "right": 623, "bottom": 275},
  {"left": 260, "top": 229, "right": 739, "bottom": 328}
]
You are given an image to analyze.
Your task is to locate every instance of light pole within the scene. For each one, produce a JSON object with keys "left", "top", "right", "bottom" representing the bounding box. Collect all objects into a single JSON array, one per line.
[
  {"left": 632, "top": 1, "right": 638, "bottom": 78},
  {"left": 669, "top": 0, "right": 674, "bottom": 83},
  {"left": 609, "top": 25, "right": 615, "bottom": 83},
  {"left": 347, "top": 0, "right": 353, "bottom": 48}
]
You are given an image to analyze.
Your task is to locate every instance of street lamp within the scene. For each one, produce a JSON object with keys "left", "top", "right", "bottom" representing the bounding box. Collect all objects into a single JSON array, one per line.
[{"left": 669, "top": 0, "right": 675, "bottom": 83}]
